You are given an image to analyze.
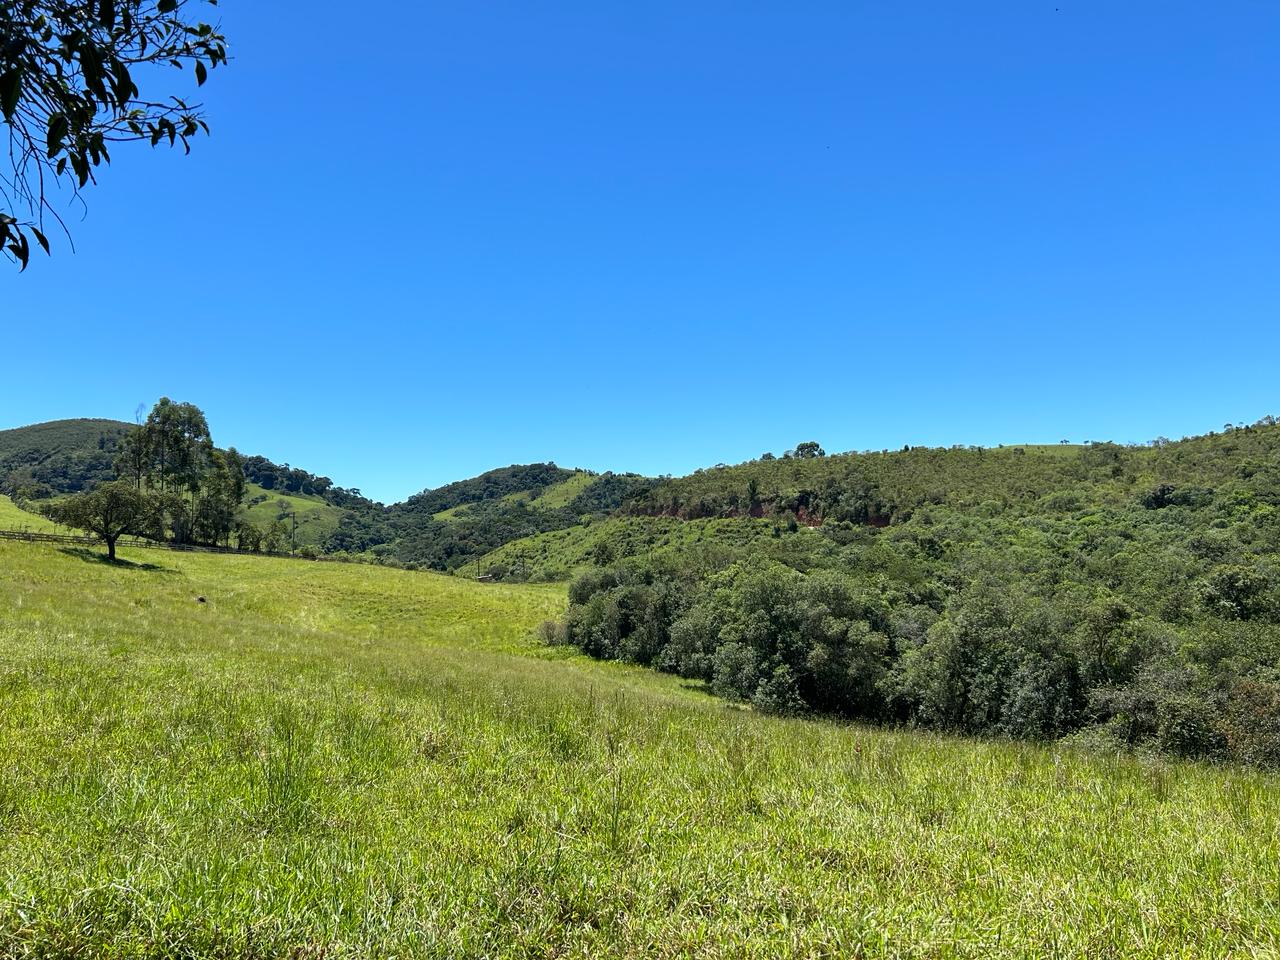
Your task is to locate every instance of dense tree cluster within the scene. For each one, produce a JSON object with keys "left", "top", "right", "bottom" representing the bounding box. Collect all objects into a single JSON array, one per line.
[
  {"left": 554, "top": 419, "right": 1280, "bottom": 766},
  {"left": 43, "top": 398, "right": 261, "bottom": 552}
]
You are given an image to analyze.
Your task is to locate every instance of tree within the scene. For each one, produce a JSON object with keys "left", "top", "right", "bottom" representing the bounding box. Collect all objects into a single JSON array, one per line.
[
  {"left": 1198, "top": 564, "right": 1276, "bottom": 621},
  {"left": 193, "top": 447, "right": 244, "bottom": 545},
  {"left": 44, "top": 479, "right": 154, "bottom": 560},
  {"left": 1, "top": 0, "right": 227, "bottom": 270},
  {"left": 113, "top": 425, "right": 149, "bottom": 487},
  {"left": 140, "top": 397, "right": 212, "bottom": 493},
  {"left": 261, "top": 519, "right": 289, "bottom": 554},
  {"left": 793, "top": 441, "right": 825, "bottom": 459}
]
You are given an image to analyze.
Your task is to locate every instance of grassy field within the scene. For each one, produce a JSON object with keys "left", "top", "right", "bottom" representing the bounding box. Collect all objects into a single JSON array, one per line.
[
  {"left": 0, "top": 494, "right": 66, "bottom": 533},
  {"left": 241, "top": 483, "right": 346, "bottom": 547},
  {"left": 521, "top": 471, "right": 597, "bottom": 510},
  {"left": 1, "top": 540, "right": 1278, "bottom": 958}
]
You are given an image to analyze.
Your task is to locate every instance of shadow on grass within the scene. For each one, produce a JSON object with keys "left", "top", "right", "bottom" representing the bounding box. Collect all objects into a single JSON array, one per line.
[{"left": 58, "top": 547, "right": 173, "bottom": 573}]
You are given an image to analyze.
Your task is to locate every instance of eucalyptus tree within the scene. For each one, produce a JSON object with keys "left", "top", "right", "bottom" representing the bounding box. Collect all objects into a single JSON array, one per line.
[{"left": 1, "top": 0, "right": 227, "bottom": 269}]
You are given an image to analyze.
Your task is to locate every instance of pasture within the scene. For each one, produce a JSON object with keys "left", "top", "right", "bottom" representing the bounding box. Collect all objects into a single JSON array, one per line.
[{"left": 0, "top": 540, "right": 1276, "bottom": 958}]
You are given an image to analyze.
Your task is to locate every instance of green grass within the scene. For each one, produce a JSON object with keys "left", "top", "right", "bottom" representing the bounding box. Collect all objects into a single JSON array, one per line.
[
  {"left": 431, "top": 502, "right": 471, "bottom": 521},
  {"left": 0, "top": 494, "right": 66, "bottom": 533},
  {"left": 1, "top": 540, "right": 1278, "bottom": 957},
  {"left": 241, "top": 482, "right": 346, "bottom": 547},
  {"left": 520, "top": 471, "right": 597, "bottom": 511},
  {"left": 433, "top": 472, "right": 599, "bottom": 522}
]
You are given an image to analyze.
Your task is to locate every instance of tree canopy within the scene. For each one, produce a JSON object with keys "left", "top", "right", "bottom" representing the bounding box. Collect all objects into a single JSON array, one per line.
[
  {"left": 44, "top": 478, "right": 153, "bottom": 559},
  {"left": 1, "top": 0, "right": 226, "bottom": 269}
]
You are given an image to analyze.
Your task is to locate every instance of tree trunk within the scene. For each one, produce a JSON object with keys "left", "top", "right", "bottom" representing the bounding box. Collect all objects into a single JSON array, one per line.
[{"left": 106, "top": 535, "right": 117, "bottom": 562}]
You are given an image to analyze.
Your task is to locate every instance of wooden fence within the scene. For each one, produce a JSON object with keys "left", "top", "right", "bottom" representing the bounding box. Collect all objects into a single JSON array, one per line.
[{"left": 0, "top": 528, "right": 338, "bottom": 562}]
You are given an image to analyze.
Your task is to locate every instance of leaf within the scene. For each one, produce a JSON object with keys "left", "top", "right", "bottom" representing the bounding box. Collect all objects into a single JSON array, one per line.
[
  {"left": 195, "top": 61, "right": 207, "bottom": 86},
  {"left": 158, "top": 0, "right": 177, "bottom": 11},
  {"left": 46, "top": 114, "right": 69, "bottom": 158},
  {"left": 30, "top": 226, "right": 49, "bottom": 255},
  {"left": 0, "top": 69, "right": 20, "bottom": 122},
  {"left": 11, "top": 232, "right": 30, "bottom": 271}
]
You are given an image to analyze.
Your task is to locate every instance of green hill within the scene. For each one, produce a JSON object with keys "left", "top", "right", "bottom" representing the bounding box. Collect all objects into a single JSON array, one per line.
[
  {"left": 0, "top": 421, "right": 654, "bottom": 568},
  {"left": 0, "top": 494, "right": 65, "bottom": 532},
  {"left": 626, "top": 430, "right": 1279, "bottom": 524},
  {"left": 0, "top": 418, "right": 133, "bottom": 498},
  {"left": 431, "top": 468, "right": 595, "bottom": 521},
  {"left": 1, "top": 537, "right": 1276, "bottom": 956},
  {"left": 501, "top": 418, "right": 1280, "bottom": 767},
  {"left": 240, "top": 483, "right": 347, "bottom": 548},
  {"left": 403, "top": 462, "right": 578, "bottom": 516},
  {"left": 329, "top": 467, "right": 656, "bottom": 571}
]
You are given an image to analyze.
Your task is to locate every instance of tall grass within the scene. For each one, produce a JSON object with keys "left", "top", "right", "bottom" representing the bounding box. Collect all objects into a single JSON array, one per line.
[{"left": 0, "top": 540, "right": 1276, "bottom": 957}]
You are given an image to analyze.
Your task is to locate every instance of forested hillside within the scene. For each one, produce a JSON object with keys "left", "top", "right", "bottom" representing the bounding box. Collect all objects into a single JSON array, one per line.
[
  {"left": 531, "top": 417, "right": 1280, "bottom": 766},
  {"left": 0, "top": 419, "right": 132, "bottom": 498}
]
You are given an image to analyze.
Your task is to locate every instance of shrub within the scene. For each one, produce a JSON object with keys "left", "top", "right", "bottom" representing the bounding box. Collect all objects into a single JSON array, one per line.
[
  {"left": 1217, "top": 678, "right": 1280, "bottom": 767},
  {"left": 1198, "top": 564, "right": 1275, "bottom": 621}
]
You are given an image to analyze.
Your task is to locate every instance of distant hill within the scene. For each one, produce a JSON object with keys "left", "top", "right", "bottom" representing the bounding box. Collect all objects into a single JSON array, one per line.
[
  {"left": 327, "top": 465, "right": 656, "bottom": 570},
  {"left": 454, "top": 417, "right": 1280, "bottom": 587},
  {"left": 0, "top": 418, "right": 355, "bottom": 549},
  {"left": 406, "top": 463, "right": 578, "bottom": 517},
  {"left": 0, "top": 418, "right": 133, "bottom": 498},
  {"left": 0, "top": 418, "right": 655, "bottom": 569}
]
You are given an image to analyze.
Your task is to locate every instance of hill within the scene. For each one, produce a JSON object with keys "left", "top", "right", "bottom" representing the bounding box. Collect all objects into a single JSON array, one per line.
[
  {"left": 626, "top": 426, "right": 1280, "bottom": 524},
  {"left": 327, "top": 466, "right": 656, "bottom": 570},
  {"left": 466, "top": 418, "right": 1280, "bottom": 766},
  {"left": 0, "top": 494, "right": 66, "bottom": 533},
  {"left": 240, "top": 483, "right": 348, "bottom": 549},
  {"left": 0, "top": 419, "right": 654, "bottom": 568},
  {"left": 0, "top": 418, "right": 133, "bottom": 498},
  {"left": 1, "top": 537, "right": 1276, "bottom": 956},
  {"left": 0, "top": 418, "right": 362, "bottom": 550}
]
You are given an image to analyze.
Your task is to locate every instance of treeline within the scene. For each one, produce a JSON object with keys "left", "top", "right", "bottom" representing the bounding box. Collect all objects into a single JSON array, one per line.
[
  {"left": 627, "top": 420, "right": 1280, "bottom": 524},
  {"left": 552, "top": 419, "right": 1280, "bottom": 766}
]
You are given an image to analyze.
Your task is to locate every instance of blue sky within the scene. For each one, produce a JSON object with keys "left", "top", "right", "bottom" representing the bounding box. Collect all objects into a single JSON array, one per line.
[{"left": 2, "top": 1, "right": 1277, "bottom": 503}]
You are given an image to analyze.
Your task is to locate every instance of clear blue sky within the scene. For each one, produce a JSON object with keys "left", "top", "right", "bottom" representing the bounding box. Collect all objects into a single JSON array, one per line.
[{"left": 2, "top": 1, "right": 1277, "bottom": 503}]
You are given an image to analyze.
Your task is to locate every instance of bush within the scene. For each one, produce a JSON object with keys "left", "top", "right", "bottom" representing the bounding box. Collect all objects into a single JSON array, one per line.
[
  {"left": 711, "top": 642, "right": 760, "bottom": 701},
  {"left": 1217, "top": 678, "right": 1280, "bottom": 767},
  {"left": 1198, "top": 564, "right": 1275, "bottom": 621}
]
